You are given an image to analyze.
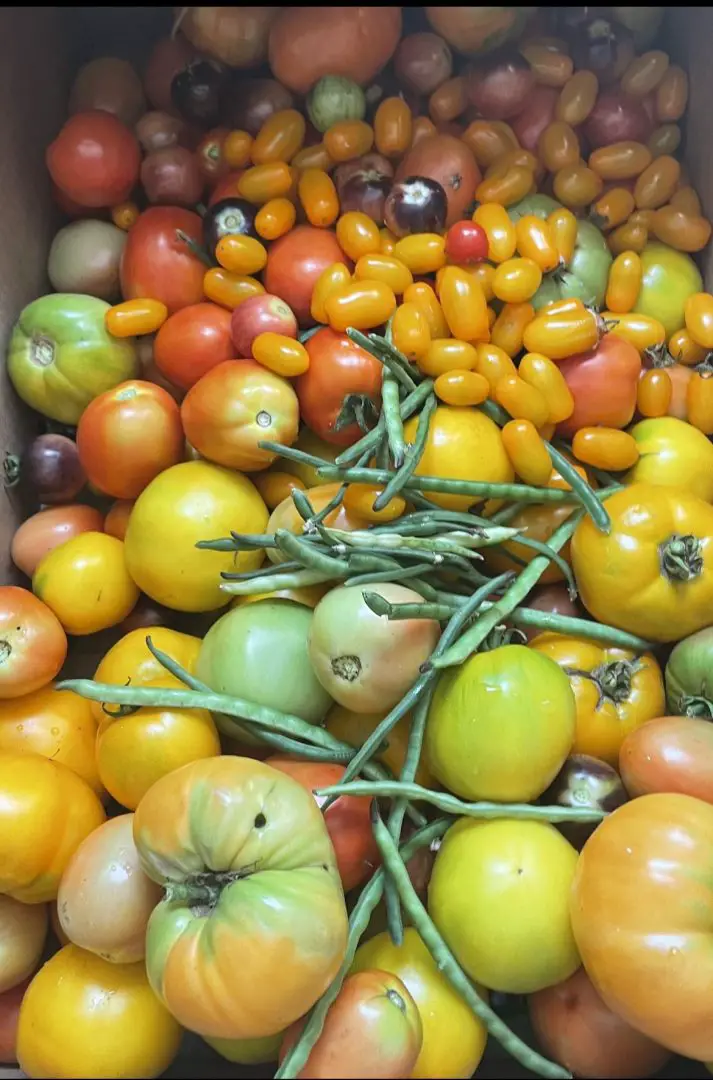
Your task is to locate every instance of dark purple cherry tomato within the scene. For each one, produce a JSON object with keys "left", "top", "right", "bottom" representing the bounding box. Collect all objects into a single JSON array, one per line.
[
  {"left": 22, "top": 434, "right": 85, "bottom": 505},
  {"left": 171, "top": 60, "right": 228, "bottom": 128},
  {"left": 540, "top": 753, "right": 628, "bottom": 850},
  {"left": 445, "top": 221, "right": 489, "bottom": 264},
  {"left": 383, "top": 175, "right": 447, "bottom": 238},
  {"left": 203, "top": 198, "right": 258, "bottom": 252},
  {"left": 334, "top": 153, "right": 394, "bottom": 225}
]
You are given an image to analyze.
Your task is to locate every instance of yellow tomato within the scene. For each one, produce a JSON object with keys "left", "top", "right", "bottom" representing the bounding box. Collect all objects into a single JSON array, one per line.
[
  {"left": 96, "top": 677, "right": 220, "bottom": 810},
  {"left": 266, "top": 483, "right": 368, "bottom": 565},
  {"left": 124, "top": 461, "right": 268, "bottom": 612},
  {"left": 626, "top": 416, "right": 713, "bottom": 502},
  {"left": 352, "top": 928, "right": 487, "bottom": 1080},
  {"left": 0, "top": 752, "right": 105, "bottom": 903},
  {"left": 33, "top": 532, "right": 139, "bottom": 636},
  {"left": 428, "top": 818, "right": 580, "bottom": 994},
  {"left": 325, "top": 704, "right": 435, "bottom": 789},
  {"left": 0, "top": 683, "right": 102, "bottom": 794},
  {"left": 402, "top": 406, "right": 513, "bottom": 511},
  {"left": 17, "top": 944, "right": 182, "bottom": 1080}
]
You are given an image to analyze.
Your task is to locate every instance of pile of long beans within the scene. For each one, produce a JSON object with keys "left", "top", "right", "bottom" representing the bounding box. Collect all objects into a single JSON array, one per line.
[{"left": 59, "top": 325, "right": 653, "bottom": 1080}]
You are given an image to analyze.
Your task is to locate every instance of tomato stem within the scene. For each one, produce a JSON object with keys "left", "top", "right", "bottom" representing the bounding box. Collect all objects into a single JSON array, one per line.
[{"left": 659, "top": 533, "right": 703, "bottom": 581}]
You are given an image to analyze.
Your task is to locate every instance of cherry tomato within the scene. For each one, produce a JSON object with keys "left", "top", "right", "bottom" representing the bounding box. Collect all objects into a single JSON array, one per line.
[
  {"left": 519, "top": 352, "right": 575, "bottom": 424},
  {"left": 238, "top": 161, "right": 293, "bottom": 204},
  {"left": 475, "top": 342, "right": 517, "bottom": 390},
  {"left": 418, "top": 339, "right": 478, "bottom": 378},
  {"left": 495, "top": 374, "right": 550, "bottom": 428},
  {"left": 111, "top": 201, "right": 139, "bottom": 230},
  {"left": 391, "top": 302, "right": 431, "bottom": 362},
  {"left": 392, "top": 234, "right": 447, "bottom": 275},
  {"left": 524, "top": 309, "right": 601, "bottom": 361},
  {"left": 47, "top": 111, "right": 140, "bottom": 208},
  {"left": 473, "top": 203, "right": 517, "bottom": 264},
  {"left": 296, "top": 328, "right": 383, "bottom": 446},
  {"left": 553, "top": 164, "right": 603, "bottom": 209},
  {"left": 656, "top": 65, "right": 688, "bottom": 122},
  {"left": 252, "top": 333, "right": 310, "bottom": 377},
  {"left": 634, "top": 155, "right": 680, "bottom": 210},
  {"left": 403, "top": 282, "right": 449, "bottom": 338},
  {"left": 556, "top": 70, "right": 599, "bottom": 126},
  {"left": 476, "top": 165, "right": 533, "bottom": 207},
  {"left": 492, "top": 257, "right": 543, "bottom": 304},
  {"left": 622, "top": 51, "right": 669, "bottom": 97},
  {"left": 671, "top": 186, "right": 702, "bottom": 217},
  {"left": 354, "top": 254, "right": 413, "bottom": 296},
  {"left": 637, "top": 368, "right": 673, "bottom": 418},
  {"left": 292, "top": 143, "right": 333, "bottom": 171},
  {"left": 153, "top": 302, "right": 234, "bottom": 391},
  {"left": 434, "top": 369, "right": 490, "bottom": 407},
  {"left": 10, "top": 506, "right": 104, "bottom": 580},
  {"left": 428, "top": 76, "right": 468, "bottom": 124},
  {"left": 687, "top": 371, "right": 713, "bottom": 435},
  {"left": 120, "top": 207, "right": 205, "bottom": 314},
  {"left": 521, "top": 44, "right": 573, "bottom": 88},
  {"left": 223, "top": 130, "right": 253, "bottom": 169},
  {"left": 105, "top": 299, "right": 167, "bottom": 338},
  {"left": 375, "top": 97, "right": 413, "bottom": 159},
  {"left": 591, "top": 188, "right": 636, "bottom": 231},
  {"left": 539, "top": 121, "right": 580, "bottom": 173},
  {"left": 310, "top": 263, "right": 352, "bottom": 325},
  {"left": 604, "top": 312, "right": 666, "bottom": 353},
  {"left": 605, "top": 251, "right": 642, "bottom": 315},
  {"left": 651, "top": 207, "right": 712, "bottom": 252},
  {"left": 255, "top": 197, "right": 296, "bottom": 241},
  {"left": 342, "top": 485, "right": 406, "bottom": 525},
  {"left": 336, "top": 212, "right": 381, "bottom": 262},
  {"left": 685, "top": 293, "right": 713, "bottom": 349},
  {"left": 462, "top": 119, "right": 518, "bottom": 167},
  {"left": 252, "top": 109, "right": 306, "bottom": 165},
  {"left": 608, "top": 219, "right": 649, "bottom": 255},
  {"left": 445, "top": 221, "right": 489, "bottom": 265},
  {"left": 515, "top": 216, "right": 559, "bottom": 273},
  {"left": 502, "top": 419, "right": 552, "bottom": 486},
  {"left": 668, "top": 327, "right": 708, "bottom": 367},
  {"left": 265, "top": 225, "right": 346, "bottom": 326},
  {"left": 548, "top": 207, "right": 578, "bottom": 264},
  {"left": 324, "top": 120, "right": 374, "bottom": 163},
  {"left": 325, "top": 280, "right": 397, "bottom": 333},
  {"left": 648, "top": 123, "right": 681, "bottom": 158},
  {"left": 299, "top": 168, "right": 340, "bottom": 228},
  {"left": 572, "top": 427, "right": 640, "bottom": 471},
  {"left": 439, "top": 267, "right": 489, "bottom": 342},
  {"left": 215, "top": 234, "right": 268, "bottom": 275},
  {"left": 491, "top": 302, "right": 535, "bottom": 357},
  {"left": 203, "top": 268, "right": 265, "bottom": 310}
]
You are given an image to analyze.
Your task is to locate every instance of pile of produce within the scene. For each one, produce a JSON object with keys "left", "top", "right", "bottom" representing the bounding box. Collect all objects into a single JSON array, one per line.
[{"left": 3, "top": 5, "right": 713, "bottom": 1078}]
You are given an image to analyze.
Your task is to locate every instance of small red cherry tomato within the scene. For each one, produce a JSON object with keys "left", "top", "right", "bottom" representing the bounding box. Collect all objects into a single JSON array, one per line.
[{"left": 445, "top": 221, "right": 489, "bottom": 265}]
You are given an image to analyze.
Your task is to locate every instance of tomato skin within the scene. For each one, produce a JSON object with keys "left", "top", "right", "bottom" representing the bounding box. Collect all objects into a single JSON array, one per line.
[
  {"left": 153, "top": 302, "right": 234, "bottom": 391},
  {"left": 11, "top": 505, "right": 105, "bottom": 580},
  {"left": 0, "top": 895, "right": 48, "bottom": 995},
  {"left": 120, "top": 207, "right": 206, "bottom": 314},
  {"left": 619, "top": 716, "right": 713, "bottom": 804},
  {"left": 0, "top": 977, "right": 31, "bottom": 1065},
  {"left": 556, "top": 334, "right": 641, "bottom": 438},
  {"left": 92, "top": 626, "right": 201, "bottom": 724},
  {"left": 296, "top": 328, "right": 383, "bottom": 446},
  {"left": 134, "top": 757, "right": 348, "bottom": 1040},
  {"left": 445, "top": 221, "right": 488, "bottom": 264},
  {"left": 572, "top": 427, "right": 640, "bottom": 472},
  {"left": 267, "top": 483, "right": 367, "bottom": 565},
  {"left": 0, "top": 587, "right": 67, "bottom": 698},
  {"left": 47, "top": 111, "right": 140, "bottom": 209},
  {"left": 501, "top": 419, "right": 552, "bottom": 486},
  {"left": 636, "top": 368, "right": 671, "bottom": 418},
  {"left": 17, "top": 944, "right": 181, "bottom": 1080},
  {"left": 265, "top": 225, "right": 347, "bottom": 325},
  {"left": 626, "top": 416, "right": 713, "bottom": 502}
]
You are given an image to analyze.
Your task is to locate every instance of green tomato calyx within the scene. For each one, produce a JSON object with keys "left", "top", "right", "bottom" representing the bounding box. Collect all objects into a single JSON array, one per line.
[
  {"left": 164, "top": 869, "right": 246, "bottom": 913},
  {"left": 659, "top": 533, "right": 704, "bottom": 582}
]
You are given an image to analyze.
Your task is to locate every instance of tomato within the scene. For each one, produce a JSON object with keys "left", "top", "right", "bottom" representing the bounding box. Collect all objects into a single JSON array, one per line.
[
  {"left": 103, "top": 499, "right": 134, "bottom": 541},
  {"left": 619, "top": 715, "right": 713, "bottom": 807},
  {"left": 396, "top": 135, "right": 481, "bottom": 227},
  {"left": 529, "top": 966, "right": 671, "bottom": 1080},
  {"left": 0, "top": 977, "right": 30, "bottom": 1065},
  {"left": 152, "top": 301, "right": 234, "bottom": 391},
  {"left": 92, "top": 626, "right": 201, "bottom": 723},
  {"left": 0, "top": 895, "right": 47, "bottom": 994},
  {"left": 633, "top": 241, "right": 703, "bottom": 338},
  {"left": 17, "top": 944, "right": 181, "bottom": 1079},
  {"left": 626, "top": 416, "right": 713, "bottom": 502},
  {"left": 120, "top": 207, "right": 205, "bottom": 314},
  {"left": 0, "top": 683, "right": 101, "bottom": 794},
  {"left": 266, "top": 483, "right": 367, "bottom": 565},
  {"left": 429, "top": 817, "right": 580, "bottom": 994},
  {"left": 230, "top": 293, "right": 297, "bottom": 356},
  {"left": 11, "top": 505, "right": 104, "bottom": 580},
  {"left": 280, "top": 969, "right": 422, "bottom": 1079},
  {"left": 296, "top": 328, "right": 382, "bottom": 447},
  {"left": 205, "top": 1032, "right": 283, "bottom": 1065},
  {"left": 47, "top": 111, "right": 140, "bottom": 208},
  {"left": 264, "top": 225, "right": 347, "bottom": 325},
  {"left": 57, "top": 814, "right": 162, "bottom": 964},
  {"left": 134, "top": 757, "right": 348, "bottom": 1039},
  {"left": 0, "top": 752, "right": 105, "bottom": 903},
  {"left": 0, "top": 587, "right": 67, "bottom": 698},
  {"left": 445, "top": 221, "right": 489, "bottom": 264},
  {"left": 556, "top": 334, "right": 641, "bottom": 438},
  {"left": 636, "top": 368, "right": 672, "bottom": 418},
  {"left": 571, "top": 483, "right": 713, "bottom": 642},
  {"left": 325, "top": 704, "right": 434, "bottom": 789},
  {"left": 124, "top": 460, "right": 268, "bottom": 612}
]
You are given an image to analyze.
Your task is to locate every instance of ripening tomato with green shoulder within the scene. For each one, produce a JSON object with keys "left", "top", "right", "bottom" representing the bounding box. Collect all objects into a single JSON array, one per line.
[
  {"left": 626, "top": 416, "right": 713, "bottom": 502},
  {"left": 296, "top": 328, "right": 383, "bottom": 446},
  {"left": 632, "top": 242, "right": 703, "bottom": 338},
  {"left": 133, "top": 756, "right": 348, "bottom": 1040}
]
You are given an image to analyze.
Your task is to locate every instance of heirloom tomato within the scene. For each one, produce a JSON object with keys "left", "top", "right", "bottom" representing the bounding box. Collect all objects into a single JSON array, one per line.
[
  {"left": 264, "top": 225, "right": 347, "bottom": 324},
  {"left": 266, "top": 483, "right": 367, "bottom": 565},
  {"left": 619, "top": 716, "right": 713, "bottom": 804},
  {"left": 124, "top": 461, "right": 268, "bottom": 612},
  {"left": 10, "top": 505, "right": 104, "bottom": 579},
  {"left": 153, "top": 302, "right": 235, "bottom": 391},
  {"left": 120, "top": 206, "right": 206, "bottom": 314},
  {"left": 296, "top": 328, "right": 383, "bottom": 446},
  {"left": 133, "top": 757, "right": 348, "bottom": 1040},
  {"left": 325, "top": 705, "right": 435, "bottom": 789},
  {"left": 556, "top": 333, "right": 641, "bottom": 438},
  {"left": 92, "top": 626, "right": 201, "bottom": 723},
  {"left": 0, "top": 587, "right": 67, "bottom": 698},
  {"left": 633, "top": 242, "right": 703, "bottom": 338},
  {"left": 571, "top": 794, "right": 713, "bottom": 1060},
  {"left": 0, "top": 894, "right": 48, "bottom": 994},
  {"left": 626, "top": 416, "right": 713, "bottom": 502},
  {"left": 0, "top": 753, "right": 105, "bottom": 903}
]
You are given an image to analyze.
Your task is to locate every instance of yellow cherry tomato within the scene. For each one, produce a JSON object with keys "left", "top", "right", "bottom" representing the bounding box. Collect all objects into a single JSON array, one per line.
[
  {"left": 547, "top": 207, "right": 578, "bottom": 264},
  {"left": 434, "top": 370, "right": 490, "bottom": 407},
  {"left": 470, "top": 262, "right": 496, "bottom": 302},
  {"left": 238, "top": 161, "right": 293, "bottom": 204},
  {"left": 92, "top": 627, "right": 202, "bottom": 723},
  {"left": 310, "top": 262, "right": 352, "bottom": 324},
  {"left": 391, "top": 302, "right": 431, "bottom": 361},
  {"left": 621, "top": 50, "right": 669, "bottom": 97},
  {"left": 17, "top": 944, "right": 182, "bottom": 1079},
  {"left": 252, "top": 332, "right": 310, "bottom": 377},
  {"left": 589, "top": 141, "right": 652, "bottom": 181},
  {"left": 251, "top": 109, "right": 305, "bottom": 165},
  {"left": 650, "top": 207, "right": 713, "bottom": 253},
  {"left": 379, "top": 228, "right": 398, "bottom": 256},
  {"left": 462, "top": 119, "right": 518, "bottom": 167},
  {"left": 336, "top": 212, "right": 381, "bottom": 262},
  {"left": 603, "top": 311, "right": 666, "bottom": 353},
  {"left": 541, "top": 297, "right": 587, "bottom": 317},
  {"left": 33, "top": 532, "right": 138, "bottom": 636},
  {"left": 656, "top": 64, "right": 688, "bottom": 122},
  {"left": 476, "top": 165, "right": 533, "bottom": 207},
  {"left": 418, "top": 339, "right": 478, "bottom": 378},
  {"left": 323, "top": 120, "right": 374, "bottom": 162},
  {"left": 486, "top": 148, "right": 541, "bottom": 180},
  {"left": 553, "top": 163, "right": 603, "bottom": 209},
  {"left": 591, "top": 187, "right": 636, "bottom": 231},
  {"left": 501, "top": 419, "right": 552, "bottom": 486},
  {"left": 634, "top": 155, "right": 681, "bottom": 210},
  {"left": 648, "top": 123, "right": 681, "bottom": 158},
  {"left": 439, "top": 267, "right": 490, "bottom": 342},
  {"left": 605, "top": 251, "right": 642, "bottom": 314},
  {"left": 392, "top": 234, "right": 447, "bottom": 274},
  {"left": 474, "top": 342, "right": 517, "bottom": 390},
  {"left": 255, "top": 197, "right": 296, "bottom": 241},
  {"left": 105, "top": 299, "right": 167, "bottom": 338},
  {"left": 215, "top": 234, "right": 268, "bottom": 275},
  {"left": 572, "top": 427, "right": 640, "bottom": 471},
  {"left": 668, "top": 327, "right": 708, "bottom": 367},
  {"left": 608, "top": 219, "right": 649, "bottom": 255},
  {"left": 354, "top": 253, "right": 413, "bottom": 295},
  {"left": 637, "top": 369, "right": 672, "bottom": 418},
  {"left": 524, "top": 309, "right": 601, "bottom": 360},
  {"left": 291, "top": 142, "right": 333, "bottom": 172},
  {"left": 473, "top": 203, "right": 517, "bottom": 263},
  {"left": 671, "top": 186, "right": 703, "bottom": 217},
  {"left": 685, "top": 293, "right": 713, "bottom": 349},
  {"left": 342, "top": 484, "right": 407, "bottom": 524},
  {"left": 223, "top": 129, "right": 253, "bottom": 168},
  {"left": 490, "top": 302, "right": 535, "bottom": 358},
  {"left": 515, "top": 216, "right": 560, "bottom": 273},
  {"left": 403, "top": 282, "right": 449, "bottom": 338},
  {"left": 252, "top": 471, "right": 306, "bottom": 511},
  {"left": 374, "top": 97, "right": 412, "bottom": 158},
  {"left": 556, "top": 70, "right": 599, "bottom": 125},
  {"left": 324, "top": 280, "right": 397, "bottom": 332},
  {"left": 518, "top": 352, "right": 574, "bottom": 424},
  {"left": 494, "top": 374, "right": 550, "bottom": 428},
  {"left": 538, "top": 121, "right": 580, "bottom": 173},
  {"left": 111, "top": 201, "right": 139, "bottom": 230},
  {"left": 687, "top": 372, "right": 713, "bottom": 436},
  {"left": 520, "top": 43, "right": 573, "bottom": 88},
  {"left": 298, "top": 168, "right": 339, "bottom": 228},
  {"left": 492, "top": 257, "right": 542, "bottom": 304},
  {"left": 203, "top": 268, "right": 264, "bottom": 310}
]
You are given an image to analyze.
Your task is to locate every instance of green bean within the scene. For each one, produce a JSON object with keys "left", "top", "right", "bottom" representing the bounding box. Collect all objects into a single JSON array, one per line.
[
  {"left": 298, "top": 325, "right": 323, "bottom": 344},
  {"left": 290, "top": 487, "right": 317, "bottom": 523},
  {"left": 547, "top": 442, "right": 611, "bottom": 535},
  {"left": 372, "top": 394, "right": 436, "bottom": 511},
  {"left": 375, "top": 428, "right": 391, "bottom": 471},
  {"left": 345, "top": 562, "right": 434, "bottom": 587},
  {"left": 335, "top": 380, "right": 434, "bottom": 467},
  {"left": 328, "top": 526, "right": 517, "bottom": 556},
  {"left": 311, "top": 444, "right": 375, "bottom": 527},
  {"left": 318, "top": 464, "right": 575, "bottom": 503},
  {"left": 196, "top": 532, "right": 276, "bottom": 552},
  {"left": 508, "top": 534, "right": 577, "bottom": 596},
  {"left": 370, "top": 810, "right": 571, "bottom": 1080},
  {"left": 362, "top": 593, "right": 453, "bottom": 622},
  {"left": 273, "top": 530, "right": 352, "bottom": 575},
  {"left": 346, "top": 328, "right": 418, "bottom": 392},
  {"left": 220, "top": 560, "right": 302, "bottom": 582},
  {"left": 487, "top": 603, "right": 654, "bottom": 651},
  {"left": 371, "top": 333, "right": 422, "bottom": 388},
  {"left": 258, "top": 441, "right": 328, "bottom": 469},
  {"left": 220, "top": 568, "right": 346, "bottom": 596},
  {"left": 381, "top": 372, "right": 406, "bottom": 468},
  {"left": 489, "top": 502, "right": 528, "bottom": 526}
]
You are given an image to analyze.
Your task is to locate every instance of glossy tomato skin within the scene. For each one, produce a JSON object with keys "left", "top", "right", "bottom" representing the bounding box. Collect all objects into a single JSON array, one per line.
[
  {"left": 266, "top": 758, "right": 379, "bottom": 892},
  {"left": 181, "top": 359, "right": 299, "bottom": 472},
  {"left": 296, "top": 328, "right": 382, "bottom": 446},
  {"left": 47, "top": 111, "right": 140, "bottom": 208},
  {"left": 0, "top": 587, "right": 67, "bottom": 698},
  {"left": 120, "top": 206, "right": 206, "bottom": 313},
  {"left": 266, "top": 483, "right": 369, "bottom": 565},
  {"left": 230, "top": 293, "right": 298, "bottom": 356},
  {"left": 619, "top": 715, "right": 713, "bottom": 803},
  {"left": 264, "top": 226, "right": 348, "bottom": 325},
  {"left": 556, "top": 334, "right": 642, "bottom": 438},
  {"left": 571, "top": 793, "right": 713, "bottom": 1060},
  {"left": 76, "top": 380, "right": 184, "bottom": 499},
  {"left": 134, "top": 757, "right": 348, "bottom": 1040},
  {"left": 445, "top": 221, "right": 489, "bottom": 264},
  {"left": 627, "top": 415, "right": 713, "bottom": 502},
  {"left": 16, "top": 944, "right": 182, "bottom": 1080},
  {"left": 153, "top": 302, "right": 235, "bottom": 390},
  {"left": 10, "top": 505, "right": 104, "bottom": 579},
  {"left": 91, "top": 626, "right": 201, "bottom": 723},
  {"left": 0, "top": 895, "right": 48, "bottom": 995},
  {"left": 0, "top": 977, "right": 31, "bottom": 1065},
  {"left": 0, "top": 752, "right": 105, "bottom": 904}
]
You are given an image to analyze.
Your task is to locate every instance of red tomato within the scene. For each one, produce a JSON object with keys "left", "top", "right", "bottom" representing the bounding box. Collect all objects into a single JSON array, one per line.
[
  {"left": 619, "top": 716, "right": 713, "bottom": 804},
  {"left": 11, "top": 505, "right": 105, "bottom": 579},
  {"left": 445, "top": 221, "right": 489, "bottom": 264},
  {"left": 51, "top": 183, "right": 98, "bottom": 220},
  {"left": 296, "top": 328, "right": 383, "bottom": 446},
  {"left": 76, "top": 381, "right": 184, "bottom": 500},
  {"left": 556, "top": 334, "right": 642, "bottom": 438},
  {"left": 46, "top": 111, "right": 140, "bottom": 209},
  {"left": 264, "top": 226, "right": 348, "bottom": 325},
  {"left": 266, "top": 757, "right": 380, "bottom": 891},
  {"left": 208, "top": 170, "right": 246, "bottom": 207},
  {"left": 230, "top": 294, "right": 298, "bottom": 357},
  {"left": 0, "top": 587, "right": 67, "bottom": 699},
  {"left": 0, "top": 977, "right": 30, "bottom": 1065},
  {"left": 518, "top": 584, "right": 585, "bottom": 642},
  {"left": 153, "top": 303, "right": 235, "bottom": 390},
  {"left": 120, "top": 207, "right": 206, "bottom": 314}
]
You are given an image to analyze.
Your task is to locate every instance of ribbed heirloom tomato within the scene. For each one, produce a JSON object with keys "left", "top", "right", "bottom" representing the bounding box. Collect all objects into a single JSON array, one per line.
[{"left": 296, "top": 328, "right": 383, "bottom": 446}]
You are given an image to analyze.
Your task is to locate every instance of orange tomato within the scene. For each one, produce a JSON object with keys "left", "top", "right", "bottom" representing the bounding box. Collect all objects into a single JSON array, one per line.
[
  {"left": 572, "top": 427, "right": 640, "bottom": 471},
  {"left": 492, "top": 257, "right": 542, "bottom": 304},
  {"left": 439, "top": 266, "right": 489, "bottom": 341},
  {"left": 375, "top": 97, "right": 413, "bottom": 158},
  {"left": 323, "top": 120, "right": 374, "bottom": 163},
  {"left": 501, "top": 419, "right": 552, "bottom": 486},
  {"left": 354, "top": 254, "right": 413, "bottom": 295},
  {"left": 474, "top": 342, "right": 517, "bottom": 390},
  {"left": 637, "top": 369, "right": 672, "bottom": 418},
  {"left": 238, "top": 161, "right": 293, "bottom": 204},
  {"left": 589, "top": 141, "right": 652, "bottom": 181},
  {"left": 403, "top": 281, "right": 449, "bottom": 338},
  {"left": 685, "top": 292, "right": 713, "bottom": 349},
  {"left": 342, "top": 484, "right": 406, "bottom": 524},
  {"left": 410, "top": 116, "right": 437, "bottom": 147},
  {"left": 670, "top": 186, "right": 702, "bottom": 217},
  {"left": 251, "top": 110, "right": 306, "bottom": 165},
  {"left": 336, "top": 212, "right": 381, "bottom": 262},
  {"left": 518, "top": 352, "right": 574, "bottom": 424},
  {"left": 656, "top": 65, "right": 688, "bottom": 122},
  {"left": 547, "top": 207, "right": 578, "bottom": 263},
  {"left": 608, "top": 219, "right": 649, "bottom": 255},
  {"left": 252, "top": 471, "right": 306, "bottom": 512},
  {"left": 111, "top": 201, "right": 139, "bottom": 230},
  {"left": 10, "top": 505, "right": 104, "bottom": 579},
  {"left": 686, "top": 371, "right": 713, "bottom": 436},
  {"left": 494, "top": 374, "right": 550, "bottom": 428},
  {"left": 521, "top": 44, "right": 573, "bottom": 87},
  {"left": 255, "top": 198, "right": 297, "bottom": 241},
  {"left": 651, "top": 207, "right": 712, "bottom": 252},
  {"left": 605, "top": 251, "right": 642, "bottom": 314},
  {"left": 462, "top": 119, "right": 518, "bottom": 167},
  {"left": 473, "top": 203, "right": 517, "bottom": 264},
  {"left": 392, "top": 234, "right": 447, "bottom": 275},
  {"left": 418, "top": 339, "right": 478, "bottom": 378},
  {"left": 553, "top": 164, "right": 603, "bottom": 208},
  {"left": 298, "top": 168, "right": 340, "bottom": 228},
  {"left": 556, "top": 70, "right": 599, "bottom": 126},
  {"left": 428, "top": 76, "right": 468, "bottom": 124},
  {"left": 591, "top": 188, "right": 636, "bottom": 231},
  {"left": 0, "top": 587, "right": 66, "bottom": 699},
  {"left": 252, "top": 333, "right": 310, "bottom": 377},
  {"left": 634, "top": 155, "right": 681, "bottom": 210},
  {"left": 391, "top": 302, "right": 431, "bottom": 362},
  {"left": 476, "top": 165, "right": 533, "bottom": 207},
  {"left": 105, "top": 299, "right": 167, "bottom": 338},
  {"left": 604, "top": 312, "right": 666, "bottom": 354},
  {"left": 292, "top": 142, "right": 334, "bottom": 172},
  {"left": 310, "top": 262, "right": 352, "bottom": 324},
  {"left": 223, "top": 130, "right": 253, "bottom": 168},
  {"left": 524, "top": 309, "right": 601, "bottom": 360},
  {"left": 515, "top": 216, "right": 559, "bottom": 273},
  {"left": 539, "top": 121, "right": 580, "bottom": 173},
  {"left": 434, "top": 369, "right": 490, "bottom": 407},
  {"left": 215, "top": 234, "right": 268, "bottom": 274},
  {"left": 324, "top": 280, "right": 397, "bottom": 333},
  {"left": 204, "top": 267, "right": 265, "bottom": 309},
  {"left": 104, "top": 500, "right": 134, "bottom": 541}
]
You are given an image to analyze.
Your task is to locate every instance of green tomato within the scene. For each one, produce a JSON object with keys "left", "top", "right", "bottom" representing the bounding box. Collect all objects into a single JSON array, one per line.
[
  {"left": 7, "top": 293, "right": 138, "bottom": 423},
  {"left": 665, "top": 627, "right": 713, "bottom": 718},
  {"left": 425, "top": 644, "right": 576, "bottom": 802},
  {"left": 634, "top": 242, "right": 703, "bottom": 338},
  {"left": 307, "top": 75, "right": 366, "bottom": 133},
  {"left": 204, "top": 1032, "right": 283, "bottom": 1065}
]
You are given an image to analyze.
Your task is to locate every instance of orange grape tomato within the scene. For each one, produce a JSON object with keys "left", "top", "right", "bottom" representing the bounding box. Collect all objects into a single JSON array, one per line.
[
  {"left": 391, "top": 302, "right": 431, "bottom": 362},
  {"left": 494, "top": 373, "right": 550, "bottom": 428},
  {"left": 487, "top": 305, "right": 498, "bottom": 329},
  {"left": 252, "top": 470, "right": 306, "bottom": 510},
  {"left": 324, "top": 280, "right": 397, "bottom": 333},
  {"left": 310, "top": 262, "right": 352, "bottom": 324},
  {"left": 379, "top": 227, "right": 398, "bottom": 255},
  {"left": 223, "top": 130, "right": 253, "bottom": 168},
  {"left": 589, "top": 142, "right": 653, "bottom": 181},
  {"left": 634, "top": 156, "right": 681, "bottom": 210},
  {"left": 686, "top": 371, "right": 713, "bottom": 435},
  {"left": 354, "top": 254, "right": 413, "bottom": 295},
  {"left": 485, "top": 148, "right": 541, "bottom": 180},
  {"left": 621, "top": 51, "right": 670, "bottom": 97},
  {"left": 518, "top": 352, "right": 574, "bottom": 424},
  {"left": 553, "top": 164, "right": 603, "bottom": 209},
  {"left": 474, "top": 342, "right": 517, "bottom": 389},
  {"left": 637, "top": 368, "right": 672, "bottom": 418},
  {"left": 470, "top": 262, "right": 496, "bottom": 302},
  {"left": 418, "top": 338, "right": 478, "bottom": 378},
  {"left": 523, "top": 309, "right": 600, "bottom": 360},
  {"left": 251, "top": 109, "right": 306, "bottom": 165},
  {"left": 255, "top": 197, "right": 296, "bottom": 241},
  {"left": 648, "top": 123, "right": 681, "bottom": 158},
  {"left": 473, "top": 203, "right": 517, "bottom": 264},
  {"left": 538, "top": 121, "right": 580, "bottom": 173},
  {"left": 520, "top": 44, "right": 573, "bottom": 88},
  {"left": 343, "top": 484, "right": 406, "bottom": 524},
  {"left": 556, "top": 69, "right": 599, "bottom": 126},
  {"left": 590, "top": 187, "right": 636, "bottom": 231},
  {"left": 572, "top": 427, "right": 640, "bottom": 471},
  {"left": 428, "top": 76, "right": 468, "bottom": 124},
  {"left": 298, "top": 168, "right": 339, "bottom": 228},
  {"left": 336, "top": 212, "right": 381, "bottom": 262},
  {"left": 605, "top": 251, "right": 642, "bottom": 315},
  {"left": 492, "top": 257, "right": 542, "bottom": 304},
  {"left": 670, "top": 186, "right": 702, "bottom": 217},
  {"left": 684, "top": 293, "right": 713, "bottom": 350},
  {"left": 323, "top": 120, "right": 374, "bottom": 163},
  {"left": 411, "top": 115, "right": 437, "bottom": 147},
  {"left": 403, "top": 281, "right": 449, "bottom": 339},
  {"left": 392, "top": 234, "right": 447, "bottom": 275},
  {"left": 434, "top": 369, "right": 490, "bottom": 407},
  {"left": 475, "top": 165, "right": 533, "bottom": 207},
  {"left": 203, "top": 268, "right": 264, "bottom": 310},
  {"left": 490, "top": 302, "right": 535, "bottom": 358},
  {"left": 515, "top": 216, "right": 559, "bottom": 273},
  {"left": 650, "top": 207, "right": 712, "bottom": 252},
  {"left": 607, "top": 220, "right": 649, "bottom": 255},
  {"left": 214, "top": 234, "right": 268, "bottom": 275},
  {"left": 547, "top": 207, "right": 577, "bottom": 264},
  {"left": 656, "top": 64, "right": 688, "bottom": 122},
  {"left": 501, "top": 418, "right": 553, "bottom": 486},
  {"left": 438, "top": 267, "right": 489, "bottom": 342},
  {"left": 668, "top": 327, "right": 708, "bottom": 367},
  {"left": 374, "top": 97, "right": 413, "bottom": 157},
  {"left": 603, "top": 311, "right": 666, "bottom": 353},
  {"left": 291, "top": 142, "right": 334, "bottom": 172},
  {"left": 462, "top": 120, "right": 519, "bottom": 167},
  {"left": 238, "top": 161, "right": 293, "bottom": 204},
  {"left": 252, "top": 332, "right": 310, "bottom": 377},
  {"left": 111, "top": 201, "right": 139, "bottom": 230},
  {"left": 540, "top": 297, "right": 586, "bottom": 318},
  {"left": 105, "top": 299, "right": 168, "bottom": 338}
]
